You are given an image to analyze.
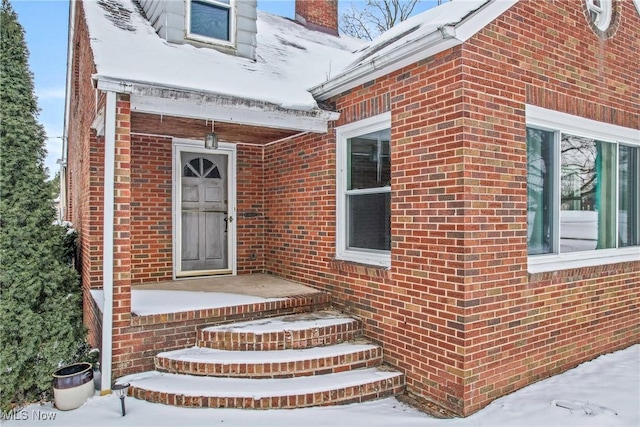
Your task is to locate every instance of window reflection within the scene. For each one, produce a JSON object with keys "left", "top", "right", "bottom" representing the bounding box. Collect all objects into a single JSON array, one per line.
[
  {"left": 346, "top": 128, "right": 391, "bottom": 251},
  {"left": 527, "top": 128, "right": 554, "bottom": 255},
  {"left": 619, "top": 145, "right": 639, "bottom": 247},
  {"left": 560, "top": 135, "right": 616, "bottom": 252},
  {"left": 191, "top": 0, "right": 230, "bottom": 41},
  {"left": 348, "top": 130, "right": 391, "bottom": 190}
]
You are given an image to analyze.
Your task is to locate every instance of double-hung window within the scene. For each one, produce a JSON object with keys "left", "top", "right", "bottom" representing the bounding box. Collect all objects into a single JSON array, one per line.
[
  {"left": 526, "top": 106, "right": 640, "bottom": 272},
  {"left": 187, "top": 0, "right": 234, "bottom": 45},
  {"left": 336, "top": 113, "right": 391, "bottom": 267}
]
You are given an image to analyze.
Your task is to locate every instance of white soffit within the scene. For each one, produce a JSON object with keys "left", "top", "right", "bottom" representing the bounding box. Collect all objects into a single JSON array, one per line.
[{"left": 96, "top": 79, "right": 338, "bottom": 133}]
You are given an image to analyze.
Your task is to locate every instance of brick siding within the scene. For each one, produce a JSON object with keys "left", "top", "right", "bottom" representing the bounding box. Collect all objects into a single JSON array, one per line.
[
  {"left": 295, "top": 0, "right": 338, "bottom": 33},
  {"left": 65, "top": 1, "right": 105, "bottom": 351},
  {"left": 66, "top": 0, "right": 639, "bottom": 416},
  {"left": 263, "top": 0, "right": 639, "bottom": 416}
]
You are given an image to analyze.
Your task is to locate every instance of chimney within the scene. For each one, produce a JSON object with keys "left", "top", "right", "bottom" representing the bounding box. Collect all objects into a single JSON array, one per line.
[{"left": 295, "top": 0, "right": 339, "bottom": 35}]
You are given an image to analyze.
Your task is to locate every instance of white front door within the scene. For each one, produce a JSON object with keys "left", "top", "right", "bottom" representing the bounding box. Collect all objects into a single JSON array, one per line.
[{"left": 175, "top": 143, "right": 236, "bottom": 277}]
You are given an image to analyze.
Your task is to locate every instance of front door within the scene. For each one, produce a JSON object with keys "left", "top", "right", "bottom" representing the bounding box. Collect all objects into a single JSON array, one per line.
[{"left": 178, "top": 151, "right": 231, "bottom": 275}]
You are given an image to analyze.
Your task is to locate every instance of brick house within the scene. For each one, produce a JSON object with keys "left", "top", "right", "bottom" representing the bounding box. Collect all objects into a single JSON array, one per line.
[{"left": 62, "top": 0, "right": 640, "bottom": 416}]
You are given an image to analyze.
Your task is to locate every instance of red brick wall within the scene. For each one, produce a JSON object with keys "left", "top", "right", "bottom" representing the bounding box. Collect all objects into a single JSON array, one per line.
[
  {"left": 65, "top": 1, "right": 105, "bottom": 350},
  {"left": 111, "top": 94, "right": 133, "bottom": 374},
  {"left": 264, "top": 0, "right": 639, "bottom": 416},
  {"left": 127, "top": 139, "right": 267, "bottom": 282},
  {"left": 237, "top": 144, "right": 266, "bottom": 273},
  {"left": 130, "top": 135, "right": 173, "bottom": 284},
  {"left": 295, "top": 0, "right": 338, "bottom": 33},
  {"left": 454, "top": 0, "right": 639, "bottom": 414},
  {"left": 68, "top": 0, "right": 638, "bottom": 415}
]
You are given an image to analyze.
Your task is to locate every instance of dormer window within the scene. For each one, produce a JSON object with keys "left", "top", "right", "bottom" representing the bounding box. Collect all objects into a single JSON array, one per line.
[{"left": 187, "top": 0, "right": 235, "bottom": 45}]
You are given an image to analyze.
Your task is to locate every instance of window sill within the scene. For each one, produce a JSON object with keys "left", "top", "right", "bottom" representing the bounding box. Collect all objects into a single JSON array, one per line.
[
  {"left": 330, "top": 259, "right": 390, "bottom": 279},
  {"left": 335, "top": 250, "right": 390, "bottom": 269},
  {"left": 528, "top": 247, "right": 640, "bottom": 274},
  {"left": 184, "top": 33, "right": 236, "bottom": 52}
]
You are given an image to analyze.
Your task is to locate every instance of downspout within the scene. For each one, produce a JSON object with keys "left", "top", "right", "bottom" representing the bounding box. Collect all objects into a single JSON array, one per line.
[
  {"left": 60, "top": 0, "right": 76, "bottom": 218},
  {"left": 100, "top": 91, "right": 117, "bottom": 394}
]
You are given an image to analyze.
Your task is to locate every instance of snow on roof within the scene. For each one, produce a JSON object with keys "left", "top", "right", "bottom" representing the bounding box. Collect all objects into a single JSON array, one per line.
[
  {"left": 82, "top": 0, "right": 363, "bottom": 111},
  {"left": 311, "top": 0, "right": 515, "bottom": 99},
  {"left": 346, "top": 0, "right": 490, "bottom": 70}
]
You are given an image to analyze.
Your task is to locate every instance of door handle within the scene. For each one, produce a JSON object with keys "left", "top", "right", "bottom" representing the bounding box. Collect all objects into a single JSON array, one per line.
[{"left": 223, "top": 215, "right": 233, "bottom": 232}]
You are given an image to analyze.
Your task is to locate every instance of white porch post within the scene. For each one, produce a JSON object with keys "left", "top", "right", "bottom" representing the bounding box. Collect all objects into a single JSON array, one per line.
[{"left": 100, "top": 91, "right": 116, "bottom": 394}]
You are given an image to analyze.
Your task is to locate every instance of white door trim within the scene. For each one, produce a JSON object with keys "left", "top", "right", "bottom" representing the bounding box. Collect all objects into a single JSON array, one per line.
[{"left": 173, "top": 139, "right": 237, "bottom": 278}]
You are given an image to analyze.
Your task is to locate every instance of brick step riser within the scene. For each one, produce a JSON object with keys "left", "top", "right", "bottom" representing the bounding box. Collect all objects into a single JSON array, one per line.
[
  {"left": 154, "top": 347, "right": 383, "bottom": 378},
  {"left": 130, "top": 376, "right": 405, "bottom": 409},
  {"left": 198, "top": 321, "right": 363, "bottom": 351}
]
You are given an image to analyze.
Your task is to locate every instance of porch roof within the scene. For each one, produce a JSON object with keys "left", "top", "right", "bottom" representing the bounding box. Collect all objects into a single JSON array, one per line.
[{"left": 82, "top": 0, "right": 362, "bottom": 115}]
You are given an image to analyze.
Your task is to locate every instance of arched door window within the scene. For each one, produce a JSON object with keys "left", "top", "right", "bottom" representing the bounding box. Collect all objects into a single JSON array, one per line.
[{"left": 183, "top": 157, "right": 222, "bottom": 179}]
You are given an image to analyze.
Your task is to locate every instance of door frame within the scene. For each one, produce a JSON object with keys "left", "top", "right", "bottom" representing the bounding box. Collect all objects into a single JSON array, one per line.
[{"left": 173, "top": 139, "right": 237, "bottom": 278}]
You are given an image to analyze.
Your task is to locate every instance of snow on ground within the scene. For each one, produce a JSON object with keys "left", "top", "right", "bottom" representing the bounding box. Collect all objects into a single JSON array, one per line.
[{"left": 4, "top": 345, "right": 638, "bottom": 427}]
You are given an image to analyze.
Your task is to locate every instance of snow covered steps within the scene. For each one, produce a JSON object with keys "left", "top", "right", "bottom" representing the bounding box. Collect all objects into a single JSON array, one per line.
[
  {"left": 122, "top": 310, "right": 406, "bottom": 409},
  {"left": 155, "top": 342, "right": 383, "bottom": 378},
  {"left": 197, "top": 310, "right": 363, "bottom": 350},
  {"left": 124, "top": 368, "right": 404, "bottom": 409}
]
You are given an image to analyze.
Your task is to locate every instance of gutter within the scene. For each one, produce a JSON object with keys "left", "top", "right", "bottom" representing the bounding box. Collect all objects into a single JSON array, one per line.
[
  {"left": 93, "top": 77, "right": 339, "bottom": 133},
  {"left": 309, "top": 0, "right": 519, "bottom": 101},
  {"left": 60, "top": 0, "right": 76, "bottom": 219},
  {"left": 310, "top": 25, "right": 458, "bottom": 101}
]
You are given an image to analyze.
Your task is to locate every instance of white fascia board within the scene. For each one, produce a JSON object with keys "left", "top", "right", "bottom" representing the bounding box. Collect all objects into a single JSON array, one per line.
[
  {"left": 310, "top": 26, "right": 459, "bottom": 101},
  {"left": 310, "top": 0, "right": 519, "bottom": 101},
  {"left": 94, "top": 78, "right": 338, "bottom": 133},
  {"left": 453, "top": 0, "right": 518, "bottom": 42}
]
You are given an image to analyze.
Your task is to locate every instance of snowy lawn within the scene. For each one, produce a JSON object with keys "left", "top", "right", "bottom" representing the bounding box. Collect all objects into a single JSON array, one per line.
[{"left": 4, "top": 345, "right": 638, "bottom": 427}]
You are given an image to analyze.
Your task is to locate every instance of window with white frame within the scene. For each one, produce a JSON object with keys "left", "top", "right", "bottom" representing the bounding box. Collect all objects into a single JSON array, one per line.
[
  {"left": 336, "top": 113, "right": 391, "bottom": 267},
  {"left": 187, "top": 0, "right": 234, "bottom": 44},
  {"left": 585, "top": 0, "right": 613, "bottom": 32},
  {"left": 526, "top": 106, "right": 640, "bottom": 272}
]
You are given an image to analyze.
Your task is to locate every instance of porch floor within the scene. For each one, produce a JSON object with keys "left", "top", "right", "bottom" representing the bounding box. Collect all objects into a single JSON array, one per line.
[{"left": 133, "top": 273, "right": 319, "bottom": 298}]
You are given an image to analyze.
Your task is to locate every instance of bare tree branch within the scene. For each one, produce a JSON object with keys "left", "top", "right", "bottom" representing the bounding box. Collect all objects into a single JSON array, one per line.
[{"left": 340, "top": 0, "right": 443, "bottom": 41}]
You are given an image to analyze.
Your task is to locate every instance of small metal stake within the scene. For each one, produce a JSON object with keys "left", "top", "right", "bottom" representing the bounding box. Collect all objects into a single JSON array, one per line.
[{"left": 112, "top": 383, "right": 130, "bottom": 416}]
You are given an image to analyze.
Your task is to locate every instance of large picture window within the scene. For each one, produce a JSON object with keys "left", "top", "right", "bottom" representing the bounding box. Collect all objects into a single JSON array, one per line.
[
  {"left": 188, "top": 0, "right": 234, "bottom": 44},
  {"left": 336, "top": 113, "right": 391, "bottom": 267},
  {"left": 526, "top": 106, "right": 640, "bottom": 272}
]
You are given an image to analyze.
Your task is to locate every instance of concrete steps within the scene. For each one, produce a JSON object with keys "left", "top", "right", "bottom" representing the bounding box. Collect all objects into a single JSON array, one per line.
[{"left": 119, "top": 310, "right": 405, "bottom": 409}]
